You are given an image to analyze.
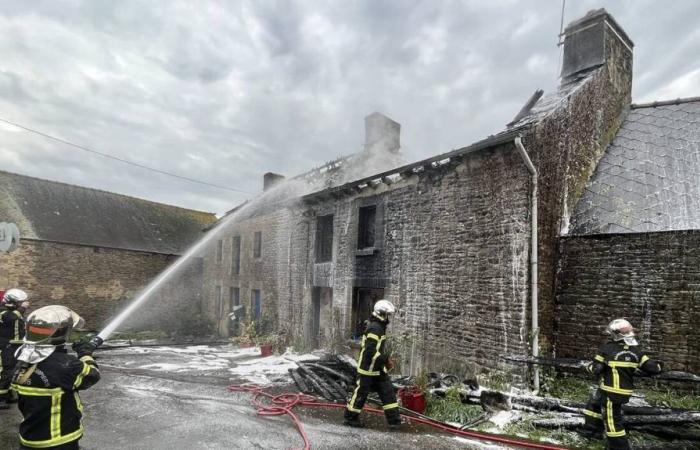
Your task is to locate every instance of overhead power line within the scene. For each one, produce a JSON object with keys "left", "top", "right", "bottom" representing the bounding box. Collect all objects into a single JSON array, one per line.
[{"left": 0, "top": 117, "right": 255, "bottom": 195}]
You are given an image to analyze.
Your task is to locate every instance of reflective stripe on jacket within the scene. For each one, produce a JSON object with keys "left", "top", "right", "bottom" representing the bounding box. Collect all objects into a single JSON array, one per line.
[
  {"left": 589, "top": 341, "right": 661, "bottom": 401},
  {"left": 356, "top": 317, "right": 389, "bottom": 376},
  {"left": 11, "top": 348, "right": 100, "bottom": 448},
  {"left": 0, "top": 309, "right": 25, "bottom": 344}
]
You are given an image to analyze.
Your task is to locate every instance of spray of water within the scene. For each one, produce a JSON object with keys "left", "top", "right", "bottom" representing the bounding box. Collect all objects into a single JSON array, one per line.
[{"left": 97, "top": 178, "right": 308, "bottom": 341}]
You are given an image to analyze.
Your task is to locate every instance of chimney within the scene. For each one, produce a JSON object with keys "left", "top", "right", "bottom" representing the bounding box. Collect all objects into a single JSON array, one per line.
[
  {"left": 561, "top": 8, "right": 633, "bottom": 99},
  {"left": 263, "top": 172, "right": 285, "bottom": 191},
  {"left": 364, "top": 112, "right": 400, "bottom": 156}
]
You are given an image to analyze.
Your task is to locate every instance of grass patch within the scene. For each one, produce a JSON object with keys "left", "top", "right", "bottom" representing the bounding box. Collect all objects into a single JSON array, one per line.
[
  {"left": 502, "top": 415, "right": 604, "bottom": 450},
  {"left": 542, "top": 374, "right": 592, "bottom": 403},
  {"left": 424, "top": 388, "right": 482, "bottom": 424},
  {"left": 639, "top": 387, "right": 700, "bottom": 410}
]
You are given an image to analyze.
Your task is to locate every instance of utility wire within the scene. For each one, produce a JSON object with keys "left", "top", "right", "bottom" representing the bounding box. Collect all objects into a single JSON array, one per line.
[{"left": 0, "top": 117, "right": 255, "bottom": 195}]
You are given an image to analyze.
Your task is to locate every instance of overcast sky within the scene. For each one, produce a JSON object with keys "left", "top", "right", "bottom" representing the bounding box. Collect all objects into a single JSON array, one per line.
[{"left": 0, "top": 0, "right": 698, "bottom": 215}]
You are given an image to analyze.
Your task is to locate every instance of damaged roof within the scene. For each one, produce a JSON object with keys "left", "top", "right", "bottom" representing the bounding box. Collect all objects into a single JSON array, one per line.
[
  {"left": 0, "top": 171, "right": 216, "bottom": 254},
  {"left": 569, "top": 97, "right": 700, "bottom": 235}
]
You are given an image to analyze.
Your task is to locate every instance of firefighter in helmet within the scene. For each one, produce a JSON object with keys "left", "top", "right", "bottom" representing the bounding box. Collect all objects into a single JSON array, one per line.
[
  {"left": 344, "top": 299, "right": 402, "bottom": 428},
  {"left": 11, "top": 305, "right": 101, "bottom": 449},
  {"left": 582, "top": 318, "right": 662, "bottom": 450},
  {"left": 0, "top": 288, "right": 30, "bottom": 409}
]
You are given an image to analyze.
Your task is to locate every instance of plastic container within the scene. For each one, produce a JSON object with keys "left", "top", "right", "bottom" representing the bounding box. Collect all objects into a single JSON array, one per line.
[
  {"left": 259, "top": 343, "right": 273, "bottom": 357},
  {"left": 399, "top": 387, "right": 426, "bottom": 413}
]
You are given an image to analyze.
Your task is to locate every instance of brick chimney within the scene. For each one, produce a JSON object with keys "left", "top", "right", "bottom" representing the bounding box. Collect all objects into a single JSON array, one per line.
[
  {"left": 561, "top": 8, "right": 633, "bottom": 103},
  {"left": 263, "top": 172, "right": 285, "bottom": 191},
  {"left": 364, "top": 112, "right": 400, "bottom": 156}
]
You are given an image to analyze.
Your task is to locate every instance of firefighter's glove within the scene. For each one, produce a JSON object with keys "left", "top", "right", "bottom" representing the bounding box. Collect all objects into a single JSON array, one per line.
[
  {"left": 72, "top": 336, "right": 103, "bottom": 358},
  {"left": 585, "top": 362, "right": 594, "bottom": 374},
  {"left": 386, "top": 359, "right": 395, "bottom": 372}
]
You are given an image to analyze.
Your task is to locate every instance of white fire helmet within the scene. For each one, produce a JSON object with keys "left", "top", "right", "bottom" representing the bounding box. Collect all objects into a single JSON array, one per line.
[
  {"left": 24, "top": 305, "right": 86, "bottom": 346},
  {"left": 2, "top": 288, "right": 29, "bottom": 308},
  {"left": 373, "top": 299, "right": 396, "bottom": 321},
  {"left": 606, "top": 318, "right": 638, "bottom": 346}
]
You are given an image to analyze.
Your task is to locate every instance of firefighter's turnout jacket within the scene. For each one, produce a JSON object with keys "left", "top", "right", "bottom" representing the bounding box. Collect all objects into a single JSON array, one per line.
[
  {"left": 356, "top": 317, "right": 390, "bottom": 376},
  {"left": 345, "top": 315, "right": 400, "bottom": 426},
  {"left": 0, "top": 308, "right": 25, "bottom": 345},
  {"left": 583, "top": 340, "right": 662, "bottom": 450},
  {"left": 11, "top": 347, "right": 100, "bottom": 448},
  {"left": 0, "top": 307, "right": 25, "bottom": 401},
  {"left": 589, "top": 340, "right": 661, "bottom": 402}
]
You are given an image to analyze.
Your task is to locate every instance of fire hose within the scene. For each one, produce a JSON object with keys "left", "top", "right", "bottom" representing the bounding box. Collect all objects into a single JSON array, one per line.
[{"left": 227, "top": 383, "right": 571, "bottom": 450}]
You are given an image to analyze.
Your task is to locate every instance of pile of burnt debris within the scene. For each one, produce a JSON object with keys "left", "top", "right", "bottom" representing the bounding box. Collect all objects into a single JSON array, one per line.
[{"left": 289, "top": 355, "right": 700, "bottom": 447}]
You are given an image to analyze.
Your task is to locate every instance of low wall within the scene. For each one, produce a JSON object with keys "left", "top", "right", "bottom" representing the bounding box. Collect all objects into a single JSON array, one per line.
[{"left": 555, "top": 230, "right": 700, "bottom": 373}]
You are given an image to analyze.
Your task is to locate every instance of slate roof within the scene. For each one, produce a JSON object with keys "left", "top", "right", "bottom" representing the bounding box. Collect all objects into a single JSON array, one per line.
[
  {"left": 569, "top": 97, "right": 700, "bottom": 235},
  {"left": 0, "top": 171, "right": 216, "bottom": 254}
]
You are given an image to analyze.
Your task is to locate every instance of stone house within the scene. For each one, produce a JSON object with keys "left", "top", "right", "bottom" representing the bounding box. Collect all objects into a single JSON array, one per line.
[
  {"left": 0, "top": 170, "right": 216, "bottom": 331},
  {"left": 203, "top": 9, "right": 699, "bottom": 375}
]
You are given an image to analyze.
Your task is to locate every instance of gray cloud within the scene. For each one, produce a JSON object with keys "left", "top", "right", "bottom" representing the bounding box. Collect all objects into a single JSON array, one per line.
[{"left": 0, "top": 0, "right": 698, "bottom": 215}]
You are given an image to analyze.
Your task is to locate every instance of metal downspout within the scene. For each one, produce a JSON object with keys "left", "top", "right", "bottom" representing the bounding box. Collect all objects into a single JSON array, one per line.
[{"left": 514, "top": 136, "right": 539, "bottom": 392}]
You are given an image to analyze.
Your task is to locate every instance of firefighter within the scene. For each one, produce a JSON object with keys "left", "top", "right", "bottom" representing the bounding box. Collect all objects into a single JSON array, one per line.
[
  {"left": 11, "top": 305, "right": 101, "bottom": 450},
  {"left": 344, "top": 299, "right": 401, "bottom": 428},
  {"left": 581, "top": 318, "right": 662, "bottom": 450},
  {"left": 0, "top": 288, "right": 30, "bottom": 409}
]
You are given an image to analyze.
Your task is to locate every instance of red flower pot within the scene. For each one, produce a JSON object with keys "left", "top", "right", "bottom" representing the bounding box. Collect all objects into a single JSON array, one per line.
[
  {"left": 399, "top": 387, "right": 426, "bottom": 414},
  {"left": 259, "top": 344, "right": 273, "bottom": 357}
]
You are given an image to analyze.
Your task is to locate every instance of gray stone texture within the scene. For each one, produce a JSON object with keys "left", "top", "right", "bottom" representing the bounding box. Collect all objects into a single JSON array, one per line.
[{"left": 555, "top": 231, "right": 700, "bottom": 373}]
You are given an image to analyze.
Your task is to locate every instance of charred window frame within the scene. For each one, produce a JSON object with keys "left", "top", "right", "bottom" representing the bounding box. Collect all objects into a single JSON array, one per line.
[
  {"left": 315, "top": 214, "right": 334, "bottom": 263},
  {"left": 232, "top": 236, "right": 241, "bottom": 274},
  {"left": 230, "top": 287, "right": 240, "bottom": 310},
  {"left": 253, "top": 231, "right": 262, "bottom": 259},
  {"left": 357, "top": 205, "right": 377, "bottom": 250},
  {"left": 215, "top": 239, "right": 224, "bottom": 263}
]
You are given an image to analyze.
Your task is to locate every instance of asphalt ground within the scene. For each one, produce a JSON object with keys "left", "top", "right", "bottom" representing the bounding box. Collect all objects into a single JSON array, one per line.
[{"left": 0, "top": 345, "right": 507, "bottom": 449}]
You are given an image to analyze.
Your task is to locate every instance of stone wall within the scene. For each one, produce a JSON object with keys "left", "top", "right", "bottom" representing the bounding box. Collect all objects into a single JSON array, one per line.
[
  {"left": 555, "top": 231, "right": 700, "bottom": 373},
  {"left": 0, "top": 239, "right": 203, "bottom": 333},
  {"left": 297, "top": 144, "right": 532, "bottom": 374},
  {"left": 202, "top": 206, "right": 294, "bottom": 338}
]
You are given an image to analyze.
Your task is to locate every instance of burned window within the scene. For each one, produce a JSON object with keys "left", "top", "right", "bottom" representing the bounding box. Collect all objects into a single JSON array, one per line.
[
  {"left": 315, "top": 214, "right": 334, "bottom": 263},
  {"left": 357, "top": 205, "right": 376, "bottom": 249},
  {"left": 251, "top": 289, "right": 262, "bottom": 320},
  {"left": 215, "top": 285, "right": 223, "bottom": 318},
  {"left": 215, "top": 239, "right": 223, "bottom": 263},
  {"left": 232, "top": 236, "right": 241, "bottom": 274},
  {"left": 230, "top": 287, "right": 240, "bottom": 309},
  {"left": 253, "top": 231, "right": 262, "bottom": 258}
]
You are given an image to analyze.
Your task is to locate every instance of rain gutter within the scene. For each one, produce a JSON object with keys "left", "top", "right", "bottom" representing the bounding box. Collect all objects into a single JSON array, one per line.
[{"left": 514, "top": 136, "right": 539, "bottom": 392}]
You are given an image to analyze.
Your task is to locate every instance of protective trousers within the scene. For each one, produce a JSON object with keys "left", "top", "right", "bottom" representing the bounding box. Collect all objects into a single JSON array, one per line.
[
  {"left": 0, "top": 343, "right": 19, "bottom": 404},
  {"left": 344, "top": 373, "right": 400, "bottom": 425},
  {"left": 582, "top": 389, "right": 629, "bottom": 450}
]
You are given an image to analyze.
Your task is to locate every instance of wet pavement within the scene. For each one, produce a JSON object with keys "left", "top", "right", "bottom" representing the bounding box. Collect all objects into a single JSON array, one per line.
[{"left": 0, "top": 345, "right": 507, "bottom": 449}]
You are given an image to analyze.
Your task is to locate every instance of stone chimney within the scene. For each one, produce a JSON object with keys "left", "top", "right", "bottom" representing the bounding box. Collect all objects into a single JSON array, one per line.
[
  {"left": 364, "top": 112, "right": 400, "bottom": 156},
  {"left": 561, "top": 8, "right": 633, "bottom": 102},
  {"left": 263, "top": 172, "right": 285, "bottom": 191}
]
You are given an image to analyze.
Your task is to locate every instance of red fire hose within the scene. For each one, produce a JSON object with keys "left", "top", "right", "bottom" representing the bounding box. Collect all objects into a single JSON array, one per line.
[{"left": 227, "top": 384, "right": 570, "bottom": 450}]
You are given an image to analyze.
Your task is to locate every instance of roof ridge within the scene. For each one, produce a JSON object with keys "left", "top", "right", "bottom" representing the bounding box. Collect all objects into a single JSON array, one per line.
[
  {"left": 0, "top": 169, "right": 215, "bottom": 217},
  {"left": 631, "top": 96, "right": 700, "bottom": 109}
]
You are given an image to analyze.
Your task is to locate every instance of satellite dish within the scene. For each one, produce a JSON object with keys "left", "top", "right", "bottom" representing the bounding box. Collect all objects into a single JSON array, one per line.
[{"left": 0, "top": 222, "right": 20, "bottom": 252}]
